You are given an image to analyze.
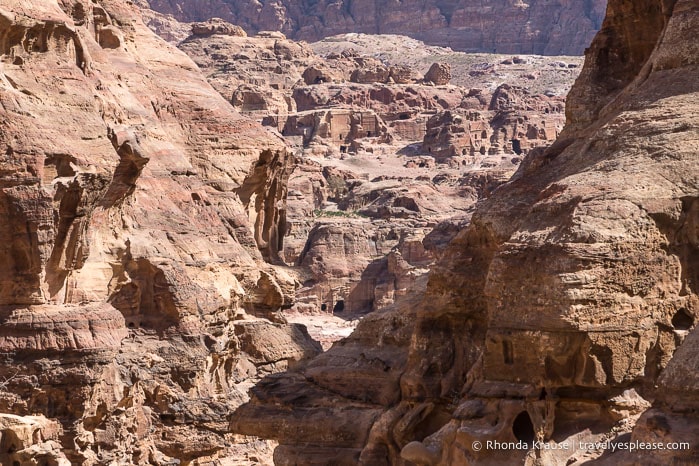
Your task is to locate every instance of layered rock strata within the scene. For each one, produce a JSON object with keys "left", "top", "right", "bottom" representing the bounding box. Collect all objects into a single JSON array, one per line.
[
  {"left": 141, "top": 0, "right": 606, "bottom": 55},
  {"left": 231, "top": 1, "right": 699, "bottom": 465}
]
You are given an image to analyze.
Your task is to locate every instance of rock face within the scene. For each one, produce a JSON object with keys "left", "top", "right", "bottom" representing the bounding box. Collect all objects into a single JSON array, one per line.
[
  {"left": 141, "top": 0, "right": 607, "bottom": 55},
  {"left": 231, "top": 1, "right": 699, "bottom": 465},
  {"left": 191, "top": 17, "right": 246, "bottom": 37},
  {"left": 0, "top": 0, "right": 320, "bottom": 463},
  {"left": 424, "top": 62, "right": 451, "bottom": 85},
  {"left": 178, "top": 21, "right": 317, "bottom": 121},
  {"left": 280, "top": 109, "right": 391, "bottom": 148},
  {"left": 422, "top": 87, "right": 564, "bottom": 161},
  {"left": 0, "top": 414, "right": 70, "bottom": 466}
]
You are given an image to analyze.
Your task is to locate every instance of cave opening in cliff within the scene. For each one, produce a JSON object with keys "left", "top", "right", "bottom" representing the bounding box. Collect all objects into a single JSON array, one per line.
[
  {"left": 672, "top": 307, "right": 694, "bottom": 330},
  {"left": 511, "top": 139, "right": 522, "bottom": 155},
  {"left": 333, "top": 300, "right": 345, "bottom": 312},
  {"left": 512, "top": 411, "right": 536, "bottom": 443}
]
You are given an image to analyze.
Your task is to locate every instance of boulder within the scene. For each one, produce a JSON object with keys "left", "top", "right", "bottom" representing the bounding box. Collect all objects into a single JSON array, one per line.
[{"left": 424, "top": 62, "right": 451, "bottom": 85}]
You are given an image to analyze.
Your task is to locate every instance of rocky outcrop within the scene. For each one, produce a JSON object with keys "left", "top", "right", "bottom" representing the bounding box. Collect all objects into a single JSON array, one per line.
[
  {"left": 279, "top": 108, "right": 391, "bottom": 148},
  {"left": 231, "top": 1, "right": 699, "bottom": 464},
  {"left": 132, "top": 0, "right": 192, "bottom": 43},
  {"left": 422, "top": 86, "right": 565, "bottom": 161},
  {"left": 0, "top": 0, "right": 318, "bottom": 463},
  {"left": 191, "top": 17, "right": 246, "bottom": 37},
  {"left": 424, "top": 62, "right": 451, "bottom": 85},
  {"left": 310, "top": 34, "right": 585, "bottom": 97},
  {"left": 178, "top": 24, "right": 317, "bottom": 122},
  {"left": 141, "top": 0, "right": 606, "bottom": 55},
  {"left": 0, "top": 414, "right": 70, "bottom": 466},
  {"left": 0, "top": 304, "right": 127, "bottom": 352},
  {"left": 178, "top": 24, "right": 574, "bottom": 161}
]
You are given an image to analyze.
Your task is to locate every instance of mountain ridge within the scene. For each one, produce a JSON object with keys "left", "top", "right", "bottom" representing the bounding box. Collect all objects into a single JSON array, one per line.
[{"left": 140, "top": 0, "right": 607, "bottom": 55}]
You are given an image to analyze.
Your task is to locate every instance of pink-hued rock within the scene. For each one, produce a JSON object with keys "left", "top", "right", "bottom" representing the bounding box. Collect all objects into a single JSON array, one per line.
[
  {"left": 424, "top": 62, "right": 451, "bottom": 85},
  {"left": 0, "top": 304, "right": 127, "bottom": 352}
]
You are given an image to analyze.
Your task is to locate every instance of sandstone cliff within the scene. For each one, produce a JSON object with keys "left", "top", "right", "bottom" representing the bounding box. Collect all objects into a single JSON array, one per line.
[
  {"left": 0, "top": 0, "right": 321, "bottom": 464},
  {"left": 231, "top": 1, "right": 699, "bottom": 465},
  {"left": 141, "top": 0, "right": 607, "bottom": 55}
]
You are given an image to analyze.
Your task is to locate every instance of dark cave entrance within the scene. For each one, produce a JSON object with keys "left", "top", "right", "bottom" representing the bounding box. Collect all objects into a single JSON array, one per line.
[
  {"left": 511, "top": 139, "right": 522, "bottom": 155},
  {"left": 672, "top": 307, "right": 694, "bottom": 330},
  {"left": 512, "top": 411, "right": 536, "bottom": 443}
]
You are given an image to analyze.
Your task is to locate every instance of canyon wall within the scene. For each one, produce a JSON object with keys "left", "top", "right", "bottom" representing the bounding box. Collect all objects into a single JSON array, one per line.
[
  {"left": 232, "top": 0, "right": 699, "bottom": 464},
  {"left": 141, "top": 0, "right": 607, "bottom": 55},
  {"left": 0, "top": 0, "right": 320, "bottom": 463}
]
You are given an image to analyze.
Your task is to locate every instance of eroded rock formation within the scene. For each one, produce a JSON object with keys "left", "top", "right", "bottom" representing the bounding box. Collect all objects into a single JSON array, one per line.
[
  {"left": 0, "top": 0, "right": 320, "bottom": 463},
  {"left": 0, "top": 414, "right": 70, "bottom": 465},
  {"left": 231, "top": 1, "right": 699, "bottom": 465}
]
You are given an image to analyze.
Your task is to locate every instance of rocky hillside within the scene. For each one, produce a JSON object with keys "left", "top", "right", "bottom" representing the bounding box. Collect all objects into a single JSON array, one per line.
[
  {"left": 311, "top": 33, "right": 583, "bottom": 96},
  {"left": 231, "top": 0, "right": 699, "bottom": 465},
  {"left": 139, "top": 0, "right": 607, "bottom": 55},
  {"left": 0, "top": 0, "right": 321, "bottom": 464},
  {"left": 176, "top": 22, "right": 577, "bottom": 328}
]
